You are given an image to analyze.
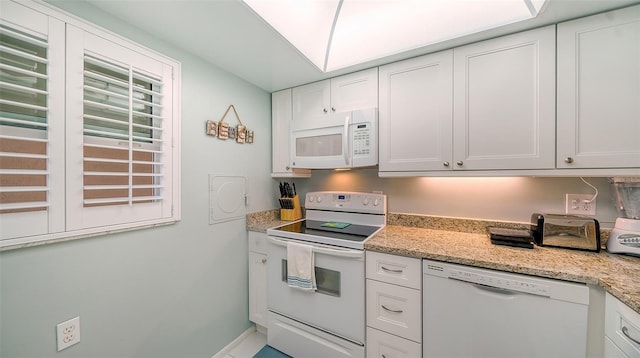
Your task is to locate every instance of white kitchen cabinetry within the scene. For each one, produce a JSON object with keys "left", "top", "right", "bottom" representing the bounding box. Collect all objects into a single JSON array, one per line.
[
  {"left": 604, "top": 293, "right": 640, "bottom": 358},
  {"left": 379, "top": 26, "right": 555, "bottom": 176},
  {"left": 557, "top": 5, "right": 640, "bottom": 169},
  {"left": 271, "top": 89, "right": 310, "bottom": 178},
  {"left": 248, "top": 231, "right": 268, "bottom": 329},
  {"left": 292, "top": 68, "right": 378, "bottom": 120},
  {"left": 378, "top": 50, "right": 453, "bottom": 172},
  {"left": 365, "top": 251, "right": 421, "bottom": 357},
  {"left": 452, "top": 25, "right": 556, "bottom": 171}
]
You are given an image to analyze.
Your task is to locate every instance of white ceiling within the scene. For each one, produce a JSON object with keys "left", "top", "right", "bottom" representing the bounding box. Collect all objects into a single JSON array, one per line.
[{"left": 60, "top": 0, "right": 639, "bottom": 92}]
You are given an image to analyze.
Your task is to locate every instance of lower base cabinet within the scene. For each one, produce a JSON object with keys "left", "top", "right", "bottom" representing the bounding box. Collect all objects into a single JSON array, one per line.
[
  {"left": 365, "top": 252, "right": 422, "bottom": 358},
  {"left": 248, "top": 231, "right": 268, "bottom": 328}
]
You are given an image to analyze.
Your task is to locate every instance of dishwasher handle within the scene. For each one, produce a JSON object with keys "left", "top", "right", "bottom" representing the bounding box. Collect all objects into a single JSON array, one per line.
[{"left": 446, "top": 269, "right": 551, "bottom": 298}]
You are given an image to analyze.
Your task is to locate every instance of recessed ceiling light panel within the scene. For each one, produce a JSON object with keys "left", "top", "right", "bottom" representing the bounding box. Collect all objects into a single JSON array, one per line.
[{"left": 243, "top": 0, "right": 547, "bottom": 72}]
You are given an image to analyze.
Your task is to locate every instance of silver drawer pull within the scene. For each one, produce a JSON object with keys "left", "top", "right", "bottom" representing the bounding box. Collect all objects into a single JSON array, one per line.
[
  {"left": 381, "top": 305, "right": 403, "bottom": 313},
  {"left": 622, "top": 326, "right": 640, "bottom": 345},
  {"left": 381, "top": 266, "right": 403, "bottom": 274}
]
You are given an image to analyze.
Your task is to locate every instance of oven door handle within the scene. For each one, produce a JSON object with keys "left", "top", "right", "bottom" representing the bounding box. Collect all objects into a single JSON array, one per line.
[{"left": 268, "top": 237, "right": 364, "bottom": 259}]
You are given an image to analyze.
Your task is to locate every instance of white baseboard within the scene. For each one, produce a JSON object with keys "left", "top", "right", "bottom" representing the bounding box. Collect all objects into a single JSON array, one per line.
[{"left": 212, "top": 326, "right": 257, "bottom": 358}]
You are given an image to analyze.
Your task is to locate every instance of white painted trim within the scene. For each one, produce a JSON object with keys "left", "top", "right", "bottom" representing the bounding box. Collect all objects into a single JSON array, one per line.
[{"left": 211, "top": 326, "right": 257, "bottom": 358}]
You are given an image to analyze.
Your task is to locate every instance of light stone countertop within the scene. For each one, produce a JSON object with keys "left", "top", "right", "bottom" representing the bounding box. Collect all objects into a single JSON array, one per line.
[
  {"left": 366, "top": 224, "right": 640, "bottom": 314},
  {"left": 246, "top": 209, "right": 291, "bottom": 233},
  {"left": 247, "top": 211, "right": 640, "bottom": 314}
]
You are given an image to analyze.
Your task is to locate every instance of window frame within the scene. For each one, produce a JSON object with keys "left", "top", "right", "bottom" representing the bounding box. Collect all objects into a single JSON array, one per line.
[{"left": 0, "top": 0, "right": 181, "bottom": 250}]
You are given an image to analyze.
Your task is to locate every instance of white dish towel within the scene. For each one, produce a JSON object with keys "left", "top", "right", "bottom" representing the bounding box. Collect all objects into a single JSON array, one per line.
[{"left": 286, "top": 241, "right": 317, "bottom": 291}]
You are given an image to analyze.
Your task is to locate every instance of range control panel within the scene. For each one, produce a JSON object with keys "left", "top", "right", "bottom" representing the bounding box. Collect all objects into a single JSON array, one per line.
[{"left": 305, "top": 191, "right": 386, "bottom": 215}]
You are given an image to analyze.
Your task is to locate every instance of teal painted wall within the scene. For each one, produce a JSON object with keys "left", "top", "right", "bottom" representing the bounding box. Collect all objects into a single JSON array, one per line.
[{"left": 1, "top": 1, "right": 275, "bottom": 357}]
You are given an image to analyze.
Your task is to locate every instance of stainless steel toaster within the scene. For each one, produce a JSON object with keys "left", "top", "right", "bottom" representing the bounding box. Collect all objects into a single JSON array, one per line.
[{"left": 530, "top": 213, "right": 601, "bottom": 252}]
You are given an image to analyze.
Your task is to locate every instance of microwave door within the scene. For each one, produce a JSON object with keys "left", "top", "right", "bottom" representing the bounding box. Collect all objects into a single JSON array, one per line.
[{"left": 291, "top": 112, "right": 350, "bottom": 169}]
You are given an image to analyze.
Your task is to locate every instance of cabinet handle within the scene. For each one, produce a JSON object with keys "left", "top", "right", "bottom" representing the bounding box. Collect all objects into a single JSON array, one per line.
[
  {"left": 564, "top": 157, "right": 574, "bottom": 164},
  {"left": 285, "top": 166, "right": 290, "bottom": 170},
  {"left": 323, "top": 108, "right": 328, "bottom": 113},
  {"left": 622, "top": 326, "right": 640, "bottom": 345},
  {"left": 381, "top": 305, "right": 403, "bottom": 313},
  {"left": 381, "top": 266, "right": 403, "bottom": 273},
  {"left": 456, "top": 161, "right": 464, "bottom": 166},
  {"left": 443, "top": 161, "right": 450, "bottom": 167},
  {"left": 261, "top": 258, "right": 267, "bottom": 264},
  {"left": 331, "top": 107, "right": 336, "bottom": 112}
]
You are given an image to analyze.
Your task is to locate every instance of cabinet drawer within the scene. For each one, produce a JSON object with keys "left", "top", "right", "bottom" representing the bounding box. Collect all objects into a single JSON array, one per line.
[
  {"left": 605, "top": 293, "right": 640, "bottom": 357},
  {"left": 366, "top": 279, "right": 421, "bottom": 342},
  {"left": 366, "top": 251, "right": 421, "bottom": 289},
  {"left": 248, "top": 231, "right": 268, "bottom": 254},
  {"left": 366, "top": 327, "right": 421, "bottom": 358},
  {"left": 605, "top": 337, "right": 630, "bottom": 358}
]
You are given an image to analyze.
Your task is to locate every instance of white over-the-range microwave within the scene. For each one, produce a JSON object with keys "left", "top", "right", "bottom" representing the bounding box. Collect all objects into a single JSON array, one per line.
[{"left": 290, "top": 108, "right": 378, "bottom": 169}]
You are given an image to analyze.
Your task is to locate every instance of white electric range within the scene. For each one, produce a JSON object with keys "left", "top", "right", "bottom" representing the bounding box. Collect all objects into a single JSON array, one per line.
[{"left": 266, "top": 191, "right": 387, "bottom": 358}]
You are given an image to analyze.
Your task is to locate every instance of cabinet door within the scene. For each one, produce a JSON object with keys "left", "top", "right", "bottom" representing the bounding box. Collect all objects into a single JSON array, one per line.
[
  {"left": 248, "top": 251, "right": 267, "bottom": 327},
  {"left": 557, "top": 5, "right": 640, "bottom": 169},
  {"left": 292, "top": 79, "right": 330, "bottom": 120},
  {"left": 453, "top": 25, "right": 556, "bottom": 170},
  {"left": 330, "top": 68, "right": 378, "bottom": 113},
  {"left": 379, "top": 51, "right": 453, "bottom": 172},
  {"left": 271, "top": 89, "right": 311, "bottom": 177}
]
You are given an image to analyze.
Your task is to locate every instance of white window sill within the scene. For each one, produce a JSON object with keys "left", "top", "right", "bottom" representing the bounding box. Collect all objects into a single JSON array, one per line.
[{"left": 0, "top": 219, "right": 178, "bottom": 252}]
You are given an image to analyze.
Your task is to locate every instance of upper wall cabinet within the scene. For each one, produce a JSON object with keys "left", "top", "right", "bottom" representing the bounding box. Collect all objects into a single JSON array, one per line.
[
  {"left": 379, "top": 50, "right": 453, "bottom": 172},
  {"left": 292, "top": 68, "right": 378, "bottom": 120},
  {"left": 452, "top": 25, "right": 556, "bottom": 171},
  {"left": 557, "top": 5, "right": 640, "bottom": 169},
  {"left": 379, "top": 26, "right": 555, "bottom": 176},
  {"left": 271, "top": 89, "right": 311, "bottom": 178}
]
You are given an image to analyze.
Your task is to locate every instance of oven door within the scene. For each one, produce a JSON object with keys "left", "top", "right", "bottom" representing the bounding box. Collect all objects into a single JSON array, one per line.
[{"left": 267, "top": 236, "right": 365, "bottom": 344}]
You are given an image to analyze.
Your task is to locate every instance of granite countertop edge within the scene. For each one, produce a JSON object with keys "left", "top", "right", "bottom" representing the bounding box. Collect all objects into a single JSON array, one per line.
[{"left": 247, "top": 210, "right": 640, "bottom": 314}]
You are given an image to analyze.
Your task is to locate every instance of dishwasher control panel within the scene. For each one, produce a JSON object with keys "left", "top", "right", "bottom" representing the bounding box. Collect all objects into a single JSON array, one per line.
[
  {"left": 424, "top": 259, "right": 590, "bottom": 304},
  {"left": 448, "top": 268, "right": 550, "bottom": 297}
]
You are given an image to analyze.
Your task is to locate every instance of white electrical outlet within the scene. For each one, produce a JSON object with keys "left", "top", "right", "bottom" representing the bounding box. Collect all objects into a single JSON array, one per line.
[
  {"left": 565, "top": 194, "right": 596, "bottom": 216},
  {"left": 56, "top": 316, "right": 80, "bottom": 351}
]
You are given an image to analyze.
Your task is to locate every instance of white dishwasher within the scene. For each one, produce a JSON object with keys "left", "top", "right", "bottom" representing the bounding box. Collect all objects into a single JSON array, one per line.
[{"left": 423, "top": 259, "right": 590, "bottom": 358}]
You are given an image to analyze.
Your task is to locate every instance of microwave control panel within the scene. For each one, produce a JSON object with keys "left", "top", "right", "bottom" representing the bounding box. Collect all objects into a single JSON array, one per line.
[{"left": 352, "top": 123, "right": 371, "bottom": 157}]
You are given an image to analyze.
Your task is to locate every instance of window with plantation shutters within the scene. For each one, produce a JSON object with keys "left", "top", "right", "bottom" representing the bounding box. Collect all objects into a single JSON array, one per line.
[
  {"left": 82, "top": 55, "right": 164, "bottom": 208},
  {"left": 0, "top": 5, "right": 65, "bottom": 241},
  {"left": 65, "top": 25, "right": 177, "bottom": 232},
  {"left": 0, "top": 26, "right": 49, "bottom": 212},
  {"left": 0, "top": 1, "right": 180, "bottom": 248},
  {"left": 66, "top": 26, "right": 176, "bottom": 230}
]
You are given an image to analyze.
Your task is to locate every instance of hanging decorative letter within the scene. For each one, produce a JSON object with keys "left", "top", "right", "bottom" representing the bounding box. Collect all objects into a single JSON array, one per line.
[{"left": 207, "top": 105, "right": 253, "bottom": 144}]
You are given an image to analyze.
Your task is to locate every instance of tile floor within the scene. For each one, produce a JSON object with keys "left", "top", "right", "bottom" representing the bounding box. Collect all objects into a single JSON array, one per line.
[{"left": 225, "top": 330, "right": 267, "bottom": 358}]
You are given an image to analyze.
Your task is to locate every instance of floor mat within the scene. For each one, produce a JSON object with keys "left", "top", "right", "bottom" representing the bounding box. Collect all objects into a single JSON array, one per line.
[{"left": 252, "top": 345, "right": 292, "bottom": 358}]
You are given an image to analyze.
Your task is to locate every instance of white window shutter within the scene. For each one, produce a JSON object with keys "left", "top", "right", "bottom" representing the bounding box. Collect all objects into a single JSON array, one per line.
[
  {"left": 0, "top": 2, "right": 65, "bottom": 241},
  {"left": 65, "top": 25, "right": 175, "bottom": 231}
]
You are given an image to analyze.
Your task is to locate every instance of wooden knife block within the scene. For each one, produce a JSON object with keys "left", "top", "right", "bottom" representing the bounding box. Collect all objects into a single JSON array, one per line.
[{"left": 280, "top": 195, "right": 302, "bottom": 221}]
